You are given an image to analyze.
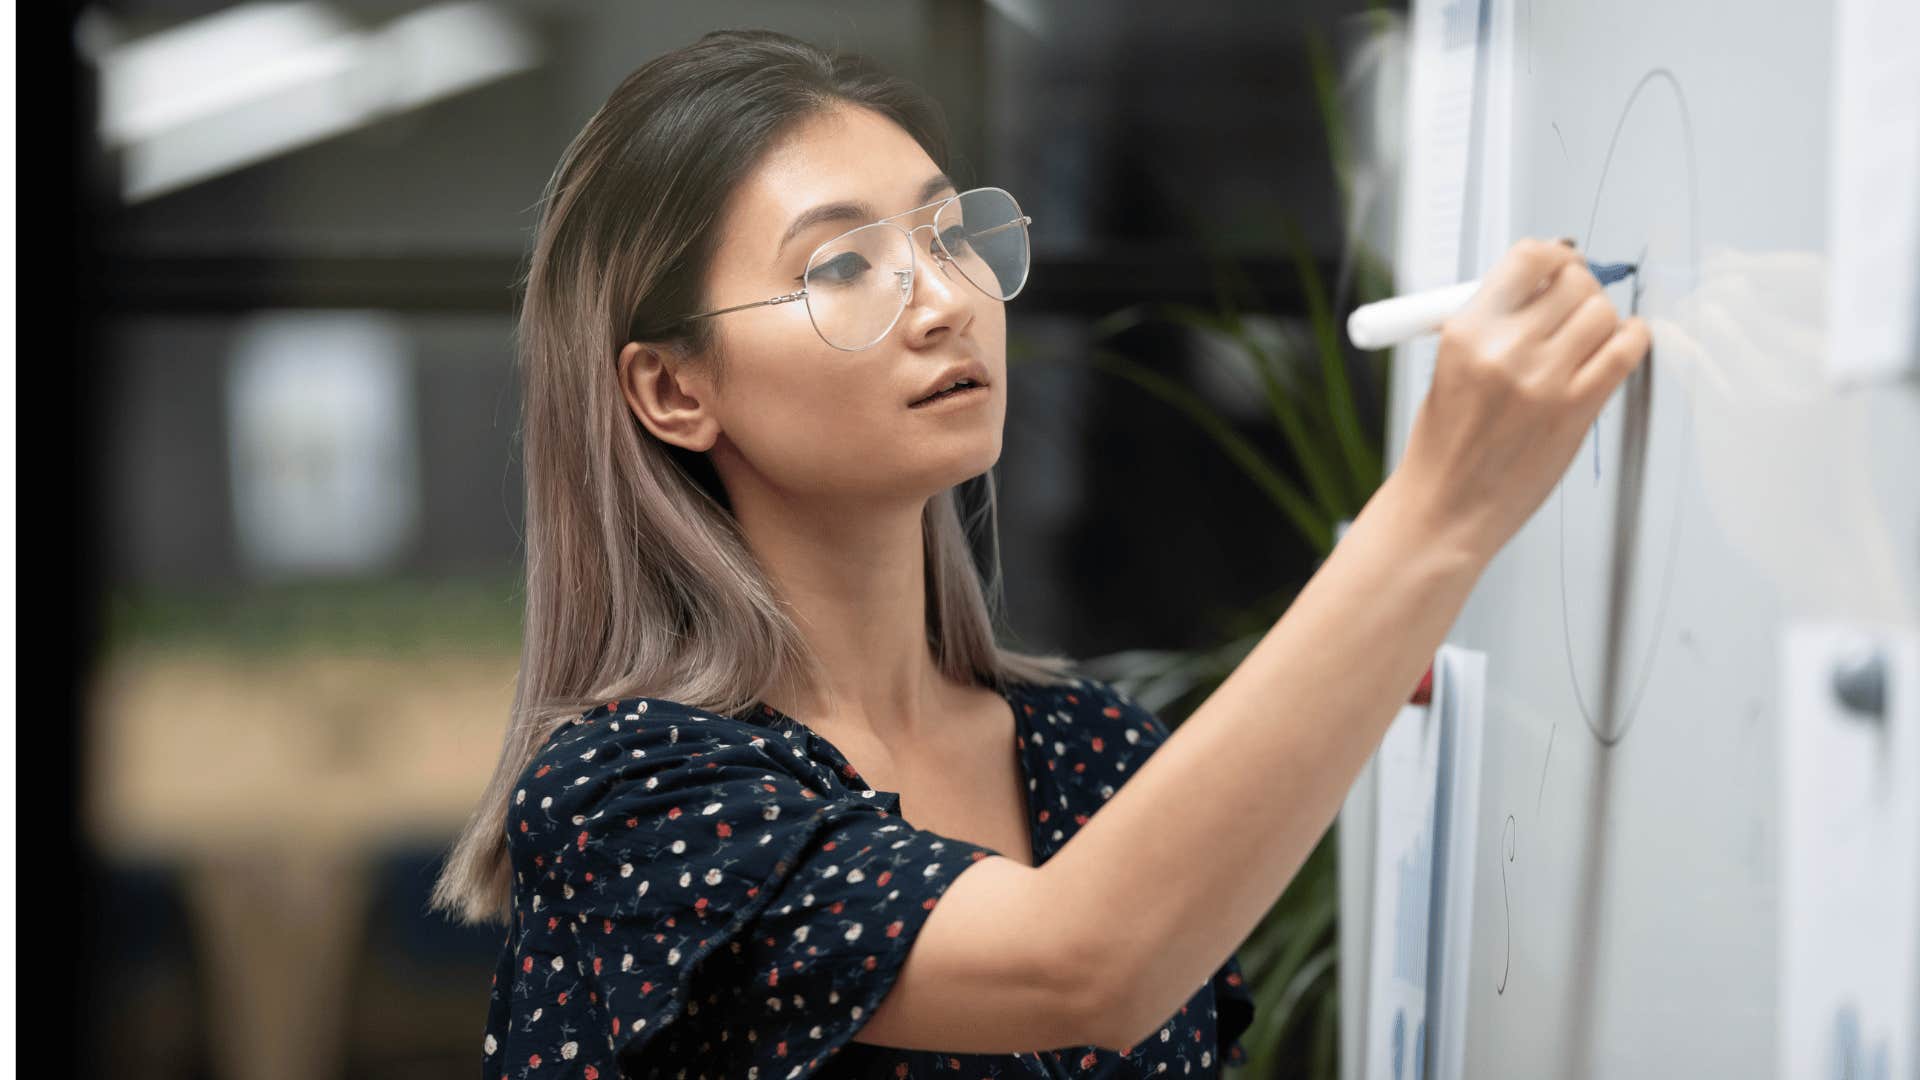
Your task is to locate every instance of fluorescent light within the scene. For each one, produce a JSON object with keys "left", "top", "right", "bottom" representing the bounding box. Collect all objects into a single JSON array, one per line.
[
  {"left": 381, "top": 2, "right": 542, "bottom": 111},
  {"left": 89, "top": 1, "right": 542, "bottom": 203},
  {"left": 985, "top": 0, "right": 1049, "bottom": 37},
  {"left": 100, "top": 3, "right": 355, "bottom": 145}
]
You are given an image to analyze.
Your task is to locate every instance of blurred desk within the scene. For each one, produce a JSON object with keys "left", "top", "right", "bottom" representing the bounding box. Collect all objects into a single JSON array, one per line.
[{"left": 87, "top": 648, "right": 514, "bottom": 1080}]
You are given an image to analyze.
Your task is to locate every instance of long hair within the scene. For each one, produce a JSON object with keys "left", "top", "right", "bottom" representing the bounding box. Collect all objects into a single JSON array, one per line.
[{"left": 431, "top": 28, "right": 1078, "bottom": 927}]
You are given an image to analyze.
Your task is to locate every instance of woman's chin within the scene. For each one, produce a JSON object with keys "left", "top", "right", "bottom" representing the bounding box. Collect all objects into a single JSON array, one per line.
[{"left": 893, "top": 443, "right": 1002, "bottom": 498}]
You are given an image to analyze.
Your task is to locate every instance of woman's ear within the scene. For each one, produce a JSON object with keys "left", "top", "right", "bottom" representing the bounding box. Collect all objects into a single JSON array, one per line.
[{"left": 618, "top": 340, "right": 720, "bottom": 452}]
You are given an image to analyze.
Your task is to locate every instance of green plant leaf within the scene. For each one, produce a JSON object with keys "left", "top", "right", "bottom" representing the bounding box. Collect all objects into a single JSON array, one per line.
[
  {"left": 1313, "top": 975, "right": 1342, "bottom": 1079},
  {"left": 1157, "top": 305, "right": 1351, "bottom": 529},
  {"left": 1306, "top": 24, "right": 1353, "bottom": 224},
  {"left": 1086, "top": 348, "right": 1333, "bottom": 553},
  {"left": 1088, "top": 302, "right": 1158, "bottom": 343},
  {"left": 1283, "top": 214, "right": 1383, "bottom": 502},
  {"left": 1270, "top": 946, "right": 1339, "bottom": 1048}
]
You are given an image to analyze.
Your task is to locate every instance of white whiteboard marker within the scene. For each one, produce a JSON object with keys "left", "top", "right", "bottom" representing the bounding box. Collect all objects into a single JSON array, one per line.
[{"left": 1345, "top": 261, "right": 1638, "bottom": 350}]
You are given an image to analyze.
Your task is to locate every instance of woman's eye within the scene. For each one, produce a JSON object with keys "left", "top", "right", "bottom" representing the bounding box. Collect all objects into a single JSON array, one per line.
[
  {"left": 938, "top": 226, "right": 971, "bottom": 253},
  {"left": 810, "top": 251, "right": 872, "bottom": 285}
]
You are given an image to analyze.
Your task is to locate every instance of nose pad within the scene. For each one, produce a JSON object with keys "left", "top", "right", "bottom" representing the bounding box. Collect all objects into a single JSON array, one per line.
[
  {"left": 894, "top": 267, "right": 913, "bottom": 303},
  {"left": 908, "top": 223, "right": 957, "bottom": 278}
]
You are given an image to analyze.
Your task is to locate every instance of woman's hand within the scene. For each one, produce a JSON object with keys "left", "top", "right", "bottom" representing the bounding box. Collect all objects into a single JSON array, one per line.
[{"left": 1388, "top": 236, "right": 1652, "bottom": 566}]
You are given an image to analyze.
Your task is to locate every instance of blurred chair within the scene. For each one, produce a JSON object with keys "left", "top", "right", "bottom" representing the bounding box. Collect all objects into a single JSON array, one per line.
[
  {"left": 341, "top": 847, "right": 502, "bottom": 1079},
  {"left": 94, "top": 858, "right": 214, "bottom": 1080},
  {"left": 88, "top": 646, "right": 515, "bottom": 1080}
]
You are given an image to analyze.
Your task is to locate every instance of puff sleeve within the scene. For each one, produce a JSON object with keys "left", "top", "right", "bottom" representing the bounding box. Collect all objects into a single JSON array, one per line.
[{"left": 485, "top": 698, "right": 1003, "bottom": 1080}]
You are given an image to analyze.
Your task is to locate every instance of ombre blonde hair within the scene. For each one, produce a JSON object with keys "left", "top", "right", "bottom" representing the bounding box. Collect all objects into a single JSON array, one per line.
[{"left": 430, "top": 29, "right": 1078, "bottom": 927}]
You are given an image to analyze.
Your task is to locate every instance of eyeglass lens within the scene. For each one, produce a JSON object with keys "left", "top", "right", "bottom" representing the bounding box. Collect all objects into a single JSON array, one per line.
[{"left": 801, "top": 188, "right": 1030, "bottom": 350}]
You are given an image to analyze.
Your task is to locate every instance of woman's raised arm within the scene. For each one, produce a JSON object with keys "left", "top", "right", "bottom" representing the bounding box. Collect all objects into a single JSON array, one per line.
[{"left": 1037, "top": 236, "right": 1648, "bottom": 1048}]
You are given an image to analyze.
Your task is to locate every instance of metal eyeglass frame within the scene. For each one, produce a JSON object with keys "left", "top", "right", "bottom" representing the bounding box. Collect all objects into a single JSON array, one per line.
[{"left": 669, "top": 185, "right": 1033, "bottom": 352}]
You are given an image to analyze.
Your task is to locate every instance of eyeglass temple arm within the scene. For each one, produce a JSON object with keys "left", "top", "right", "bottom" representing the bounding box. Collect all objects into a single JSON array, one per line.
[
  {"left": 964, "top": 216, "right": 1031, "bottom": 241},
  {"left": 682, "top": 290, "right": 807, "bottom": 323}
]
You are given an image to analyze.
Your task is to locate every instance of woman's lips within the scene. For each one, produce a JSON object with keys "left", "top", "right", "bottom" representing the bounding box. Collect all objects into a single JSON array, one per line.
[{"left": 909, "top": 384, "right": 988, "bottom": 409}]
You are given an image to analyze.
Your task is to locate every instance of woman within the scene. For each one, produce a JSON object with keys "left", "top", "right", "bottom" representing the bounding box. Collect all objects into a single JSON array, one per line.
[{"left": 432, "top": 27, "right": 1649, "bottom": 1080}]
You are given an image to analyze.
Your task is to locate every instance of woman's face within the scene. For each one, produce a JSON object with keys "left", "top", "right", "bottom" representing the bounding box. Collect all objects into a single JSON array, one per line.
[{"left": 625, "top": 104, "right": 1008, "bottom": 507}]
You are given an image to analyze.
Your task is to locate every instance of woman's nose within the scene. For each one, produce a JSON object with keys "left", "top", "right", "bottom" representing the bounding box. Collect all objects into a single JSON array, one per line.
[{"left": 895, "top": 226, "right": 972, "bottom": 341}]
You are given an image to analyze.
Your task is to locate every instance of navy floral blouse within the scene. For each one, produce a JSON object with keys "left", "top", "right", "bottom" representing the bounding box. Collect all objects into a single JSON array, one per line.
[{"left": 482, "top": 674, "right": 1256, "bottom": 1079}]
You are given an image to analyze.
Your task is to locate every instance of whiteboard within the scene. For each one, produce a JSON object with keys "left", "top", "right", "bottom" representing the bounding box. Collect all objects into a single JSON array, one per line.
[{"left": 1342, "top": 0, "right": 1920, "bottom": 1077}]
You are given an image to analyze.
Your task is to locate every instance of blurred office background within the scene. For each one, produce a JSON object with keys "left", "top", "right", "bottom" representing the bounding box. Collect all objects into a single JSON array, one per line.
[{"left": 69, "top": 2, "right": 1406, "bottom": 1077}]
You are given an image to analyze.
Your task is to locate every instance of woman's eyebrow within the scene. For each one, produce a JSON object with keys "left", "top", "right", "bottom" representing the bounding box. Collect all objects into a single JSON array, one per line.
[
  {"left": 777, "top": 200, "right": 870, "bottom": 256},
  {"left": 775, "top": 173, "right": 958, "bottom": 258}
]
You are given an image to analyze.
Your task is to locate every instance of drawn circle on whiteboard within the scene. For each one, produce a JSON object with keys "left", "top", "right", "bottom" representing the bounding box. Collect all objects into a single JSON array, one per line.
[{"left": 1557, "top": 69, "right": 1699, "bottom": 746}]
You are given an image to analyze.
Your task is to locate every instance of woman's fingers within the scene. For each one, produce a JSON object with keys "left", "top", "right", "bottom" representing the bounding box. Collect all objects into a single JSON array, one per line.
[
  {"left": 1470, "top": 237, "right": 1585, "bottom": 315},
  {"left": 1522, "top": 257, "right": 1603, "bottom": 346},
  {"left": 1547, "top": 292, "right": 1622, "bottom": 374},
  {"left": 1568, "top": 315, "right": 1653, "bottom": 409}
]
